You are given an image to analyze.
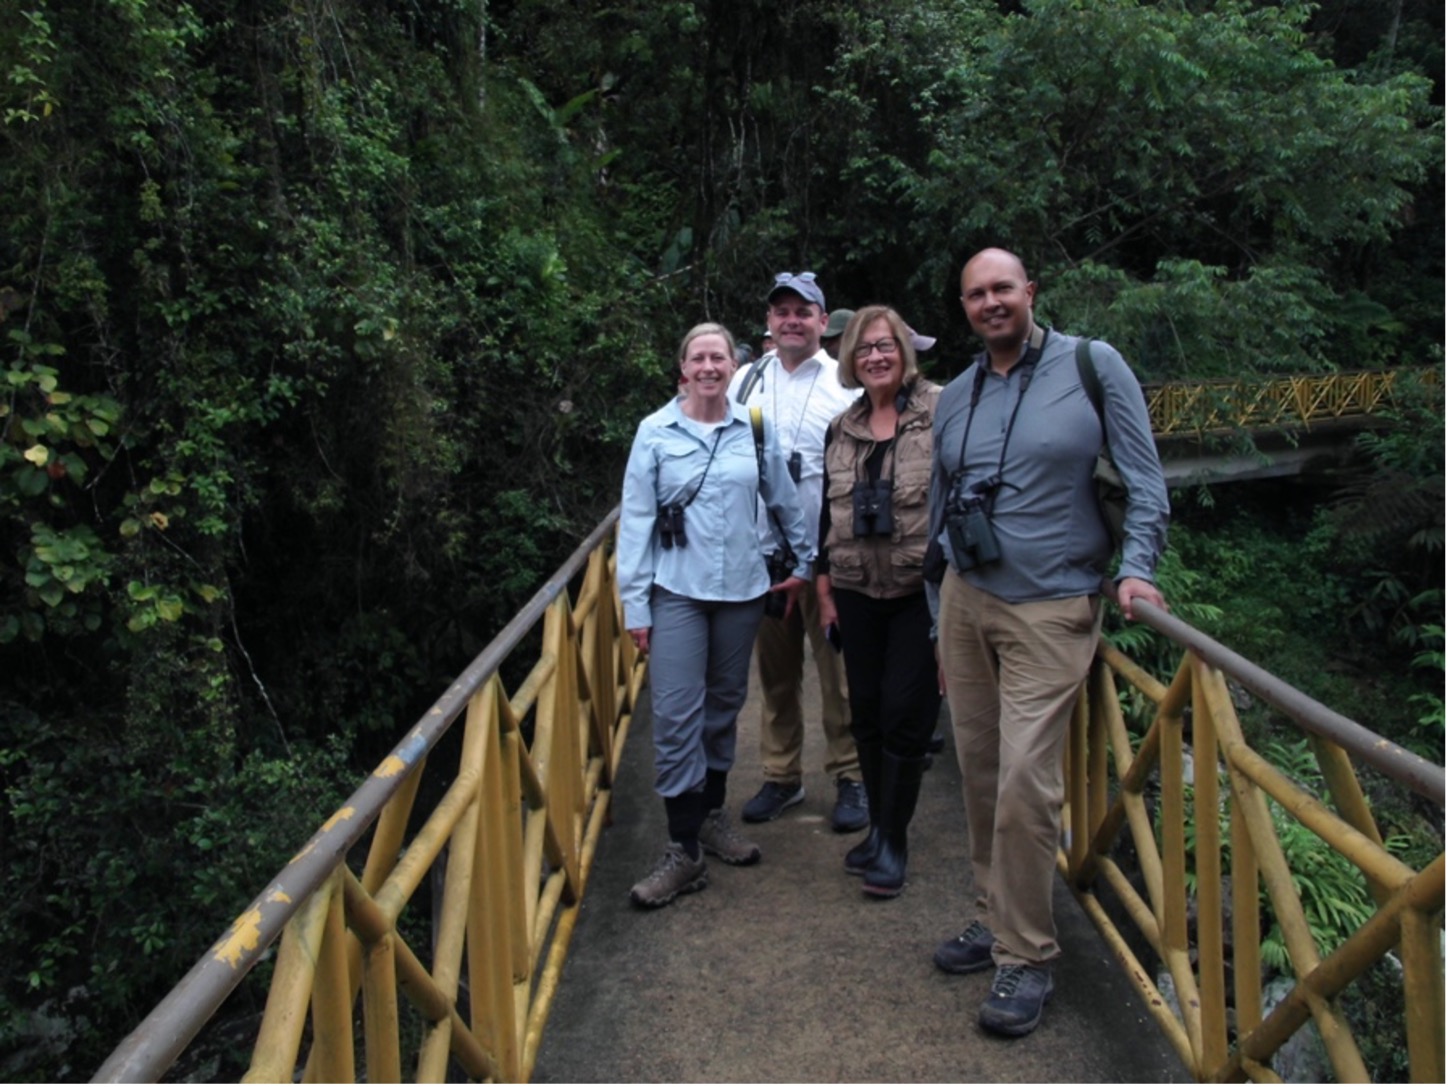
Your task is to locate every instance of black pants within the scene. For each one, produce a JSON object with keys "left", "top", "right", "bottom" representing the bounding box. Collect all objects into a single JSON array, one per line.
[{"left": 833, "top": 588, "right": 941, "bottom": 760}]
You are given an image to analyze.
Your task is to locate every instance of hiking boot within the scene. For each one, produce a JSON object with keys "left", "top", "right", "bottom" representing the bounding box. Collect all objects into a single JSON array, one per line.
[
  {"left": 933, "top": 920, "right": 995, "bottom": 975},
  {"left": 699, "top": 808, "right": 761, "bottom": 866},
  {"left": 831, "top": 777, "right": 869, "bottom": 833},
  {"left": 629, "top": 843, "right": 707, "bottom": 908},
  {"left": 741, "top": 780, "right": 804, "bottom": 823},
  {"left": 978, "top": 964, "right": 1054, "bottom": 1037}
]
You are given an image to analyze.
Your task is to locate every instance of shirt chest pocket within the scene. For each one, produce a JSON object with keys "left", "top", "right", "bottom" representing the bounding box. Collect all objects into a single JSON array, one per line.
[{"left": 655, "top": 437, "right": 707, "bottom": 499}]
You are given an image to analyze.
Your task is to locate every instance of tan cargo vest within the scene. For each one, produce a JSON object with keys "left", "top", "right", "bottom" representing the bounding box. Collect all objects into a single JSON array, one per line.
[{"left": 822, "top": 380, "right": 940, "bottom": 598}]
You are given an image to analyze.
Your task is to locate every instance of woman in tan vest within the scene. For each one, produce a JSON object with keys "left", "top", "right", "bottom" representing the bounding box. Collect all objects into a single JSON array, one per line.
[{"left": 816, "top": 305, "right": 943, "bottom": 898}]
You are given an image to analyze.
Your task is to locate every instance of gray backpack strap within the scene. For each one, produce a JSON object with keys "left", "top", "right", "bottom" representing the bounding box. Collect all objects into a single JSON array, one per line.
[
  {"left": 735, "top": 356, "right": 769, "bottom": 404},
  {"left": 1074, "top": 338, "right": 1128, "bottom": 549},
  {"left": 1075, "top": 338, "right": 1106, "bottom": 443}
]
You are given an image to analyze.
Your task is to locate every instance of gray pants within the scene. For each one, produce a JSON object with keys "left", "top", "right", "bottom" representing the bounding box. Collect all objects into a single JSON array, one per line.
[{"left": 648, "top": 587, "right": 764, "bottom": 797}]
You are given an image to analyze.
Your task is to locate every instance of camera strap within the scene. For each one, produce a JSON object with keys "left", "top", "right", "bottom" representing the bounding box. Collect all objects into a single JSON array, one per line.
[
  {"left": 676, "top": 428, "right": 724, "bottom": 510},
  {"left": 856, "top": 382, "right": 911, "bottom": 487},
  {"left": 951, "top": 329, "right": 1046, "bottom": 508}
]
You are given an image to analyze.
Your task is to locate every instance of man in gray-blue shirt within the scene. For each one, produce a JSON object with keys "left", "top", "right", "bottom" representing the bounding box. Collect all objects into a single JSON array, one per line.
[{"left": 927, "top": 248, "right": 1169, "bottom": 1037}]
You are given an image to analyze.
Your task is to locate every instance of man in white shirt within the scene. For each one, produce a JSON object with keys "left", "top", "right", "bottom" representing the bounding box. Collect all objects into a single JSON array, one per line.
[{"left": 729, "top": 272, "right": 865, "bottom": 832}]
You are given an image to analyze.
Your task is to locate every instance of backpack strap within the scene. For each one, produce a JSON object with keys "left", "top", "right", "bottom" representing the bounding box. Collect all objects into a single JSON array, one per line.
[
  {"left": 749, "top": 405, "right": 794, "bottom": 561},
  {"left": 749, "top": 406, "right": 766, "bottom": 478},
  {"left": 735, "top": 355, "right": 770, "bottom": 404},
  {"left": 1075, "top": 338, "right": 1106, "bottom": 444}
]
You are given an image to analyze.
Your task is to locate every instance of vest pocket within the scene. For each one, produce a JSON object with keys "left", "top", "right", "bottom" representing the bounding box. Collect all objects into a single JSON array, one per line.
[{"left": 827, "top": 550, "right": 869, "bottom": 589}]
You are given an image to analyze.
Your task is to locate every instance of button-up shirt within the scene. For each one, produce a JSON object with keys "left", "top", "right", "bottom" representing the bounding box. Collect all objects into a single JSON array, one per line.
[
  {"left": 617, "top": 397, "right": 815, "bottom": 631},
  {"left": 727, "top": 349, "right": 859, "bottom": 555},
  {"left": 928, "top": 330, "right": 1169, "bottom": 603}
]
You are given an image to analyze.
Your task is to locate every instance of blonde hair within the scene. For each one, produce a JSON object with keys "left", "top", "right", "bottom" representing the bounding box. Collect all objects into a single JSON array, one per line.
[
  {"left": 677, "top": 322, "right": 738, "bottom": 366},
  {"left": 836, "top": 305, "right": 919, "bottom": 390}
]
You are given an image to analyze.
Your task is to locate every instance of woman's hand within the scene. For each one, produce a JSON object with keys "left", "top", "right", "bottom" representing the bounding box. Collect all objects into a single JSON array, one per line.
[
  {"left": 628, "top": 627, "right": 651, "bottom": 655},
  {"left": 815, "top": 574, "right": 838, "bottom": 630},
  {"left": 769, "top": 575, "right": 807, "bottom": 621}
]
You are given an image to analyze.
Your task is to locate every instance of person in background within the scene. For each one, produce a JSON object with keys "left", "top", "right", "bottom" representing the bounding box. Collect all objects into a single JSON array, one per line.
[
  {"left": 928, "top": 247, "right": 1169, "bottom": 1035},
  {"left": 618, "top": 322, "right": 814, "bottom": 908},
  {"left": 759, "top": 329, "right": 776, "bottom": 357},
  {"left": 729, "top": 271, "right": 866, "bottom": 833},
  {"left": 815, "top": 305, "right": 942, "bottom": 899},
  {"left": 821, "top": 308, "right": 856, "bottom": 359}
]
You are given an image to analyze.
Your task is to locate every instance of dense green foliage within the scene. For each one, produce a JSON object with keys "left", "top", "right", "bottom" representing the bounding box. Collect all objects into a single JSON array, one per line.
[{"left": 1, "top": 0, "right": 1441, "bottom": 1077}]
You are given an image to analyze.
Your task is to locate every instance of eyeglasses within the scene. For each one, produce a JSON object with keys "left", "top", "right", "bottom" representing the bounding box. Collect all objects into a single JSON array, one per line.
[
  {"left": 774, "top": 271, "right": 817, "bottom": 283},
  {"left": 853, "top": 337, "right": 901, "bottom": 359}
]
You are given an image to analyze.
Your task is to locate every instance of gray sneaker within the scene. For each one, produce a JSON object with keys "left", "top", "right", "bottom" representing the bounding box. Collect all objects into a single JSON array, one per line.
[
  {"left": 630, "top": 843, "right": 708, "bottom": 908},
  {"left": 741, "top": 780, "right": 805, "bottom": 823},
  {"left": 699, "top": 809, "right": 762, "bottom": 866},
  {"left": 933, "top": 920, "right": 995, "bottom": 974},
  {"left": 979, "top": 964, "right": 1054, "bottom": 1037}
]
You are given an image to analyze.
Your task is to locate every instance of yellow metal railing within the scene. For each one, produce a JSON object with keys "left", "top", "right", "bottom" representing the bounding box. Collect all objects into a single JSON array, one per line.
[
  {"left": 1066, "top": 590, "right": 1445, "bottom": 1082},
  {"left": 92, "top": 508, "right": 1445, "bottom": 1082},
  {"left": 1144, "top": 367, "right": 1441, "bottom": 436},
  {"left": 94, "top": 510, "right": 644, "bottom": 1083}
]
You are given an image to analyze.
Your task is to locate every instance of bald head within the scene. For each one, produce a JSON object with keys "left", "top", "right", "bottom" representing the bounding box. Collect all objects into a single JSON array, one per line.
[
  {"left": 961, "top": 247, "right": 1029, "bottom": 288},
  {"left": 960, "top": 248, "right": 1037, "bottom": 371}
]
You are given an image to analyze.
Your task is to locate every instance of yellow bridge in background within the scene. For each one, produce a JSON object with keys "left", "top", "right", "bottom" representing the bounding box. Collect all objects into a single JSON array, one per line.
[
  {"left": 91, "top": 369, "right": 1443, "bottom": 1084},
  {"left": 1144, "top": 367, "right": 1438, "bottom": 438}
]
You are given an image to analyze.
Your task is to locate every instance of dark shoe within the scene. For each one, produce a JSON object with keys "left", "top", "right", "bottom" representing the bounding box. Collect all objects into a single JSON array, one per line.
[
  {"left": 629, "top": 843, "right": 707, "bottom": 908},
  {"left": 698, "top": 808, "right": 761, "bottom": 866},
  {"left": 862, "top": 752, "right": 927, "bottom": 899},
  {"left": 978, "top": 964, "right": 1054, "bottom": 1037},
  {"left": 831, "top": 777, "right": 869, "bottom": 833},
  {"left": 741, "top": 780, "right": 804, "bottom": 823},
  {"left": 843, "top": 827, "right": 881, "bottom": 875},
  {"left": 933, "top": 920, "right": 995, "bottom": 975}
]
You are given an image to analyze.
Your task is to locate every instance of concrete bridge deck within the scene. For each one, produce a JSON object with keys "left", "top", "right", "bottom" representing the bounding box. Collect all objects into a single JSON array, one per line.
[{"left": 534, "top": 646, "right": 1189, "bottom": 1083}]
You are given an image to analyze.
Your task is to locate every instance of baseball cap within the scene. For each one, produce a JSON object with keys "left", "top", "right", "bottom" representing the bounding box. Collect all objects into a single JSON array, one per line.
[
  {"left": 908, "top": 327, "right": 937, "bottom": 352},
  {"left": 766, "top": 271, "right": 826, "bottom": 310},
  {"left": 823, "top": 309, "right": 856, "bottom": 339}
]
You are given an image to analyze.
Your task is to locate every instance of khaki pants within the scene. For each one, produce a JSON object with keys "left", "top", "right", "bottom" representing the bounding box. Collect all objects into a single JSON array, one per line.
[
  {"left": 755, "top": 579, "right": 856, "bottom": 783},
  {"left": 938, "top": 573, "right": 1100, "bottom": 966}
]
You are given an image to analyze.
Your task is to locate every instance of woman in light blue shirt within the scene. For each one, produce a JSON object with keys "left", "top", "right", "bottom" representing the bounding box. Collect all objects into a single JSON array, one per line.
[{"left": 617, "top": 322, "right": 815, "bottom": 908}]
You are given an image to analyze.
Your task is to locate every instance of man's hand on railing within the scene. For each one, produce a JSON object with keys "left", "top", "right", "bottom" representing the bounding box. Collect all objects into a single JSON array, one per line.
[
  {"left": 1116, "top": 577, "right": 1166, "bottom": 622},
  {"left": 629, "top": 627, "right": 651, "bottom": 655}
]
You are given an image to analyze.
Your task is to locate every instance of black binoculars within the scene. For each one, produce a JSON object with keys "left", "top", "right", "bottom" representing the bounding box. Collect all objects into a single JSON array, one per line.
[
  {"left": 851, "top": 479, "right": 895, "bottom": 537},
  {"left": 657, "top": 503, "right": 687, "bottom": 549},
  {"left": 945, "top": 474, "right": 1002, "bottom": 570}
]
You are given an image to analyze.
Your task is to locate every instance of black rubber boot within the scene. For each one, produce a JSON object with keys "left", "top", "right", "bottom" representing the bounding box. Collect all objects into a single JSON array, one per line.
[
  {"left": 843, "top": 738, "right": 882, "bottom": 875},
  {"left": 862, "top": 752, "right": 927, "bottom": 898}
]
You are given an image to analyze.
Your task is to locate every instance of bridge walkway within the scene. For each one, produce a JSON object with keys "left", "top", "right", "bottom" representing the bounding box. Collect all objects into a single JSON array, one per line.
[{"left": 533, "top": 646, "right": 1189, "bottom": 1083}]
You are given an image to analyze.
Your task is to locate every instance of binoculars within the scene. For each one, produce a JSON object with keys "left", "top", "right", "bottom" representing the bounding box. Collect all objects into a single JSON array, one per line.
[
  {"left": 945, "top": 475, "right": 1002, "bottom": 570},
  {"left": 657, "top": 503, "right": 687, "bottom": 549}
]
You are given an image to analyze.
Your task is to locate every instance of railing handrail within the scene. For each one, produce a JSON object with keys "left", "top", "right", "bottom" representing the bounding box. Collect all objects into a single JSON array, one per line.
[
  {"left": 1077, "top": 582, "right": 1444, "bottom": 1083},
  {"left": 93, "top": 507, "right": 625, "bottom": 1083},
  {"left": 1116, "top": 585, "right": 1444, "bottom": 807}
]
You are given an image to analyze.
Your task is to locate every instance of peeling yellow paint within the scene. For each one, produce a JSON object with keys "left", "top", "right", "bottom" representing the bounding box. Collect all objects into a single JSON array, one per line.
[
  {"left": 321, "top": 806, "right": 356, "bottom": 831},
  {"left": 376, "top": 755, "right": 407, "bottom": 778},
  {"left": 213, "top": 908, "right": 263, "bottom": 969},
  {"left": 267, "top": 889, "right": 293, "bottom": 904}
]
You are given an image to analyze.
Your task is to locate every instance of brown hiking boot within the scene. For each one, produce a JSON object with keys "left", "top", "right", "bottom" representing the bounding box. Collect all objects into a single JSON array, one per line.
[
  {"left": 629, "top": 842, "right": 708, "bottom": 908},
  {"left": 698, "top": 809, "right": 761, "bottom": 866}
]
